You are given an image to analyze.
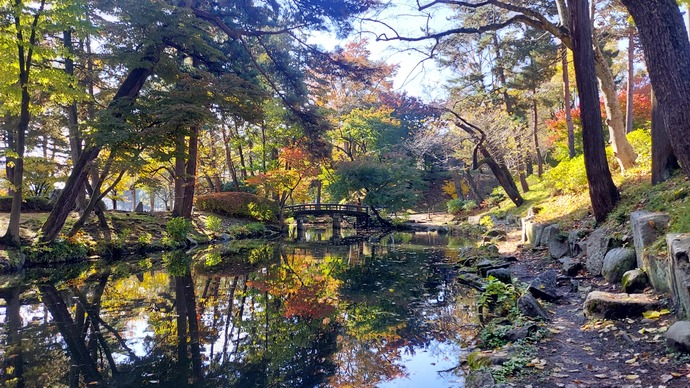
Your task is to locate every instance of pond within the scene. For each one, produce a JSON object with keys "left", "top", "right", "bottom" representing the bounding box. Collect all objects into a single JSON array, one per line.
[{"left": 0, "top": 230, "right": 480, "bottom": 387}]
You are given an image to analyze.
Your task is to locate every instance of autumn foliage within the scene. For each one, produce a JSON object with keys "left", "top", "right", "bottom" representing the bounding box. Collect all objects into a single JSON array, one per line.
[{"left": 195, "top": 192, "right": 278, "bottom": 221}]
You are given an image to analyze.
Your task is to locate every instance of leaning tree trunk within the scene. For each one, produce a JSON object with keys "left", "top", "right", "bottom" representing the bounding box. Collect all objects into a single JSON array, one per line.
[
  {"left": 651, "top": 89, "right": 679, "bottom": 184},
  {"left": 40, "top": 57, "right": 159, "bottom": 243},
  {"left": 480, "top": 147, "right": 524, "bottom": 207},
  {"left": 621, "top": 0, "right": 690, "bottom": 182},
  {"left": 568, "top": 0, "right": 619, "bottom": 223}
]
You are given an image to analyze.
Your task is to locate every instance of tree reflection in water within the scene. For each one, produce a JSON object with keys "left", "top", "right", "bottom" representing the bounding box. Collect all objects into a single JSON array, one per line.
[{"left": 0, "top": 232, "right": 477, "bottom": 386}]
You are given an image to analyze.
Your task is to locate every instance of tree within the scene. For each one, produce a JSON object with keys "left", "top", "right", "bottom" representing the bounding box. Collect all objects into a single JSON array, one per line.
[
  {"left": 375, "top": 0, "right": 637, "bottom": 172},
  {"left": 568, "top": 0, "right": 619, "bottom": 222},
  {"left": 620, "top": 0, "right": 690, "bottom": 182},
  {"left": 328, "top": 155, "right": 421, "bottom": 214}
]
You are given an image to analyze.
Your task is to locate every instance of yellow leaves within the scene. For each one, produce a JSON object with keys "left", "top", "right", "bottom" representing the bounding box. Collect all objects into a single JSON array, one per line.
[
  {"left": 527, "top": 358, "right": 546, "bottom": 369},
  {"left": 642, "top": 308, "right": 671, "bottom": 320}
]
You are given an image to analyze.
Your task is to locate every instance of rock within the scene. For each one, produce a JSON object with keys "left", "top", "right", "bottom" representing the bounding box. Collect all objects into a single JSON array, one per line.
[
  {"left": 478, "top": 262, "right": 511, "bottom": 277},
  {"left": 500, "top": 255, "right": 518, "bottom": 262},
  {"left": 485, "top": 229, "right": 507, "bottom": 238},
  {"left": 528, "top": 270, "right": 560, "bottom": 302},
  {"left": 135, "top": 201, "right": 144, "bottom": 212},
  {"left": 669, "top": 234, "right": 690, "bottom": 318},
  {"left": 601, "top": 247, "right": 637, "bottom": 283},
  {"left": 631, "top": 211, "right": 672, "bottom": 293},
  {"left": 665, "top": 321, "right": 690, "bottom": 353},
  {"left": 218, "top": 233, "right": 232, "bottom": 242},
  {"left": 549, "top": 233, "right": 570, "bottom": 259},
  {"left": 517, "top": 293, "right": 550, "bottom": 321},
  {"left": 621, "top": 269, "right": 649, "bottom": 293},
  {"left": 465, "top": 370, "right": 496, "bottom": 388},
  {"left": 585, "top": 227, "right": 620, "bottom": 276},
  {"left": 467, "top": 215, "right": 482, "bottom": 225},
  {"left": 486, "top": 268, "right": 512, "bottom": 283},
  {"left": 505, "top": 324, "right": 539, "bottom": 342},
  {"left": 583, "top": 291, "right": 661, "bottom": 319},
  {"left": 541, "top": 224, "right": 559, "bottom": 247},
  {"left": 559, "top": 257, "right": 583, "bottom": 277},
  {"left": 568, "top": 230, "right": 585, "bottom": 257},
  {"left": 524, "top": 221, "right": 547, "bottom": 246}
]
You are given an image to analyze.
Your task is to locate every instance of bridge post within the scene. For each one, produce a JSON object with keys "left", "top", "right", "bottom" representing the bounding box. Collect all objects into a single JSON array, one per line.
[
  {"left": 332, "top": 214, "right": 342, "bottom": 235},
  {"left": 296, "top": 217, "right": 306, "bottom": 241}
]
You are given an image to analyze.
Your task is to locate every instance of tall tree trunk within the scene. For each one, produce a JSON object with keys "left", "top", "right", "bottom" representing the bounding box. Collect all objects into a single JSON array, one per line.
[
  {"left": 562, "top": 44, "right": 577, "bottom": 159},
  {"left": 651, "top": 89, "right": 679, "bottom": 184},
  {"left": 568, "top": 0, "right": 620, "bottom": 223},
  {"left": 626, "top": 28, "right": 635, "bottom": 134},
  {"left": 221, "top": 123, "right": 240, "bottom": 191},
  {"left": 593, "top": 44, "right": 637, "bottom": 172},
  {"left": 621, "top": 0, "right": 690, "bottom": 182},
  {"left": 4, "top": 78, "right": 30, "bottom": 245},
  {"left": 131, "top": 188, "right": 137, "bottom": 212},
  {"left": 172, "top": 132, "right": 186, "bottom": 217},
  {"left": 4, "top": 114, "right": 16, "bottom": 197},
  {"left": 64, "top": 29, "right": 87, "bottom": 212},
  {"left": 532, "top": 97, "right": 544, "bottom": 177},
  {"left": 181, "top": 126, "right": 199, "bottom": 218},
  {"left": 464, "top": 168, "right": 483, "bottom": 203}
]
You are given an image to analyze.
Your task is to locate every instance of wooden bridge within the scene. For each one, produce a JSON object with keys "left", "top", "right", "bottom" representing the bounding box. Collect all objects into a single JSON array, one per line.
[{"left": 285, "top": 203, "right": 369, "bottom": 218}]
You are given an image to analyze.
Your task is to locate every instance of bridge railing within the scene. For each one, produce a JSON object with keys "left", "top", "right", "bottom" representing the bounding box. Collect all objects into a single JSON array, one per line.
[{"left": 285, "top": 203, "right": 368, "bottom": 215}]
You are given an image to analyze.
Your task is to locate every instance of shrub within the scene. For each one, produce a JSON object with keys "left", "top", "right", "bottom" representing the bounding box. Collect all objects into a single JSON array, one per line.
[
  {"left": 206, "top": 215, "right": 222, "bottom": 233},
  {"left": 196, "top": 192, "right": 278, "bottom": 221},
  {"left": 166, "top": 217, "right": 192, "bottom": 244},
  {"left": 0, "top": 196, "right": 53, "bottom": 212},
  {"left": 543, "top": 155, "right": 589, "bottom": 195},
  {"left": 462, "top": 200, "right": 478, "bottom": 211},
  {"left": 446, "top": 198, "right": 465, "bottom": 215},
  {"left": 138, "top": 233, "right": 153, "bottom": 245},
  {"left": 24, "top": 237, "right": 89, "bottom": 264},
  {"left": 627, "top": 128, "right": 652, "bottom": 170}
]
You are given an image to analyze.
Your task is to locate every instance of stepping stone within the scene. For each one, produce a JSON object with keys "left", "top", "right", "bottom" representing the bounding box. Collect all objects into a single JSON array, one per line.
[{"left": 584, "top": 291, "right": 660, "bottom": 319}]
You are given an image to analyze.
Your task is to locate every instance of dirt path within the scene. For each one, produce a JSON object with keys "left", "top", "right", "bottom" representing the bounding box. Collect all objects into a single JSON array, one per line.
[{"left": 496, "top": 227, "right": 690, "bottom": 387}]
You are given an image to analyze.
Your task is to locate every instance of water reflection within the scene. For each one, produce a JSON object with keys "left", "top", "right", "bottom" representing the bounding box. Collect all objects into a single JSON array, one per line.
[{"left": 0, "top": 231, "right": 478, "bottom": 387}]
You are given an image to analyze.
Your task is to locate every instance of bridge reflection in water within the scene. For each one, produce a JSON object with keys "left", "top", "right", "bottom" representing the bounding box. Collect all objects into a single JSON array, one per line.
[{"left": 285, "top": 204, "right": 371, "bottom": 240}]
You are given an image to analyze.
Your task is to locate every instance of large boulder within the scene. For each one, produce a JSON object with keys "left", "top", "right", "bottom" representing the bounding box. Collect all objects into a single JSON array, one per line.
[
  {"left": 621, "top": 269, "right": 649, "bottom": 293},
  {"left": 466, "top": 370, "right": 496, "bottom": 388},
  {"left": 668, "top": 234, "right": 690, "bottom": 319},
  {"left": 584, "top": 291, "right": 661, "bottom": 319},
  {"left": 486, "top": 268, "right": 512, "bottom": 284},
  {"left": 541, "top": 224, "right": 559, "bottom": 249},
  {"left": 601, "top": 248, "right": 637, "bottom": 283},
  {"left": 528, "top": 270, "right": 560, "bottom": 302},
  {"left": 559, "top": 257, "right": 583, "bottom": 277},
  {"left": 585, "top": 227, "right": 620, "bottom": 276},
  {"left": 631, "top": 211, "right": 672, "bottom": 293},
  {"left": 568, "top": 230, "right": 586, "bottom": 257},
  {"left": 523, "top": 221, "right": 547, "bottom": 246},
  {"left": 517, "top": 293, "right": 550, "bottom": 321},
  {"left": 665, "top": 321, "right": 690, "bottom": 353}
]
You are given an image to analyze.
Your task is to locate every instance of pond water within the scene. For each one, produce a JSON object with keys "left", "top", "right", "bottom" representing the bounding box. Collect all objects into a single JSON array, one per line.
[{"left": 0, "top": 230, "right": 480, "bottom": 387}]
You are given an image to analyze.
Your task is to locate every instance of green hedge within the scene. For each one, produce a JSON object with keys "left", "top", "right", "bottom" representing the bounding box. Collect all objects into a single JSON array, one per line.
[
  {"left": 0, "top": 196, "right": 53, "bottom": 212},
  {"left": 196, "top": 192, "right": 278, "bottom": 221}
]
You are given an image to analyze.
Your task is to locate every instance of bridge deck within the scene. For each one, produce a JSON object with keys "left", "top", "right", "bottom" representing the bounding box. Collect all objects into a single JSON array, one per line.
[{"left": 285, "top": 204, "right": 369, "bottom": 217}]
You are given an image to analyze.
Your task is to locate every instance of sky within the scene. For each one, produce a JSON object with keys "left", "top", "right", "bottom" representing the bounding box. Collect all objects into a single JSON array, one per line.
[{"left": 309, "top": 1, "right": 457, "bottom": 102}]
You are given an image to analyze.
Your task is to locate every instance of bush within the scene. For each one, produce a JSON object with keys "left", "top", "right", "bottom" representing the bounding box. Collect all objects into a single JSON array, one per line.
[
  {"left": 24, "top": 237, "right": 89, "bottom": 264},
  {"left": 543, "top": 155, "right": 589, "bottom": 195},
  {"left": 446, "top": 198, "right": 465, "bottom": 215},
  {"left": 0, "top": 196, "right": 53, "bottom": 212},
  {"left": 206, "top": 215, "right": 222, "bottom": 233},
  {"left": 166, "top": 217, "right": 192, "bottom": 244},
  {"left": 627, "top": 128, "right": 652, "bottom": 170},
  {"left": 196, "top": 192, "right": 278, "bottom": 221}
]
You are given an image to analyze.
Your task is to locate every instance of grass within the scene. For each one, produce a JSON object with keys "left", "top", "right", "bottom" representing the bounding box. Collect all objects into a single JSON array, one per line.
[{"left": 484, "top": 167, "right": 690, "bottom": 235}]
